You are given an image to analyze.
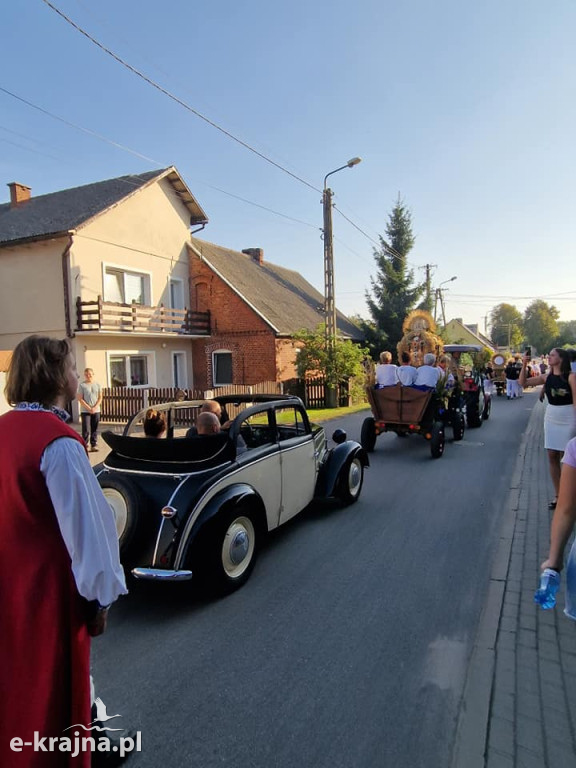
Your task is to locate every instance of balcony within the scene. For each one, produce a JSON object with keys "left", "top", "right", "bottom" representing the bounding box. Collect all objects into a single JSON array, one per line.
[{"left": 75, "top": 297, "right": 210, "bottom": 336}]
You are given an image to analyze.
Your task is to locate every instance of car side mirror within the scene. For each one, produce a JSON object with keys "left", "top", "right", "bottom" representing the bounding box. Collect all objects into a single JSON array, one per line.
[{"left": 332, "top": 429, "right": 347, "bottom": 444}]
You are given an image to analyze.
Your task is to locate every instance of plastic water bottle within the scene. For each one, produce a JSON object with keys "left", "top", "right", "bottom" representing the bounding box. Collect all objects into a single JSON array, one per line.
[{"left": 534, "top": 568, "right": 560, "bottom": 609}]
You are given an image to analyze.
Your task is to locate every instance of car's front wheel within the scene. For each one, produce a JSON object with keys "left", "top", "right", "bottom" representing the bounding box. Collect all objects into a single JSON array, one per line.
[
  {"left": 195, "top": 506, "right": 259, "bottom": 595},
  {"left": 337, "top": 456, "right": 364, "bottom": 505}
]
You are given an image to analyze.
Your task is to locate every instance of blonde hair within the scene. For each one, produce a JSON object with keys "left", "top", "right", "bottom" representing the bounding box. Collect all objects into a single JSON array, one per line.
[
  {"left": 5, "top": 335, "right": 71, "bottom": 408},
  {"left": 379, "top": 351, "right": 392, "bottom": 364}
]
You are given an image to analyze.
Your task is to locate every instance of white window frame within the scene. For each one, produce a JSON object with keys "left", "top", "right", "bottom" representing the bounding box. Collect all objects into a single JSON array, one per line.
[
  {"left": 171, "top": 351, "right": 188, "bottom": 389},
  {"left": 212, "top": 349, "right": 233, "bottom": 387},
  {"left": 169, "top": 277, "right": 185, "bottom": 310},
  {"left": 106, "top": 350, "right": 157, "bottom": 388},
  {"left": 102, "top": 262, "right": 153, "bottom": 306}
]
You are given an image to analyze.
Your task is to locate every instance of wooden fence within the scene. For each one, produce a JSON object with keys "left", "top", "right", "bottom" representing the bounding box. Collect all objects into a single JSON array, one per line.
[
  {"left": 100, "top": 382, "right": 283, "bottom": 422},
  {"left": 283, "top": 377, "right": 350, "bottom": 408}
]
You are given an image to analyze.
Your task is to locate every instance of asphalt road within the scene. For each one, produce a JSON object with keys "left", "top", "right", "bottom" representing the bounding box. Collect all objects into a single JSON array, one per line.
[{"left": 92, "top": 391, "right": 538, "bottom": 768}]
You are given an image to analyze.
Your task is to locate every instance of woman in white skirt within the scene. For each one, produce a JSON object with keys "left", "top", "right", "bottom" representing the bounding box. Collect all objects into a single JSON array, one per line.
[{"left": 520, "top": 348, "right": 576, "bottom": 509}]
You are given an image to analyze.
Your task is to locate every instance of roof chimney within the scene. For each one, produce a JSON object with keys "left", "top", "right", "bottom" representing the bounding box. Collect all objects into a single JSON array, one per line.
[
  {"left": 242, "top": 248, "right": 264, "bottom": 266},
  {"left": 8, "top": 182, "right": 31, "bottom": 208}
]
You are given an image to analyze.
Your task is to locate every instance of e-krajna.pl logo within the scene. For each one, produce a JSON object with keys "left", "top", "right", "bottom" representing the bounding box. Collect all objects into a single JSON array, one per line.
[{"left": 9, "top": 698, "right": 141, "bottom": 758}]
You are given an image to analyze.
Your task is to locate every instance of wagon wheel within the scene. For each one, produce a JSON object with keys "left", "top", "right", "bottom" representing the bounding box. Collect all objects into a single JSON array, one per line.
[
  {"left": 430, "top": 422, "right": 445, "bottom": 459},
  {"left": 360, "top": 417, "right": 376, "bottom": 452}
]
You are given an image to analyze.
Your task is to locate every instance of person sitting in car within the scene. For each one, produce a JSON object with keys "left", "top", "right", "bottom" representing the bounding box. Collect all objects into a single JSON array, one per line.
[
  {"left": 196, "top": 411, "right": 221, "bottom": 435},
  {"left": 413, "top": 353, "right": 441, "bottom": 391},
  {"left": 143, "top": 408, "right": 167, "bottom": 438},
  {"left": 196, "top": 411, "right": 247, "bottom": 454}
]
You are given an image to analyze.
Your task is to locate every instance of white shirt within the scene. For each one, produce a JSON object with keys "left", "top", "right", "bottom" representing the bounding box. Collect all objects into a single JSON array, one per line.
[
  {"left": 437, "top": 367, "right": 455, "bottom": 388},
  {"left": 397, "top": 365, "right": 417, "bottom": 386},
  {"left": 414, "top": 365, "right": 440, "bottom": 388},
  {"left": 40, "top": 438, "right": 127, "bottom": 606},
  {"left": 375, "top": 364, "right": 398, "bottom": 387}
]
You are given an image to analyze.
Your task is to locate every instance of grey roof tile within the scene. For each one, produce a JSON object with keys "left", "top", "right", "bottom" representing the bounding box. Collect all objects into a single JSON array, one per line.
[
  {"left": 0, "top": 169, "right": 167, "bottom": 245},
  {"left": 190, "top": 237, "right": 363, "bottom": 340}
]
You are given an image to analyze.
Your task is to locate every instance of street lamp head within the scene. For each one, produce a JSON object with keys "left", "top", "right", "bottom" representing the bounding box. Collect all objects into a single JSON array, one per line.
[
  {"left": 347, "top": 157, "right": 362, "bottom": 168},
  {"left": 449, "top": 275, "right": 457, "bottom": 282}
]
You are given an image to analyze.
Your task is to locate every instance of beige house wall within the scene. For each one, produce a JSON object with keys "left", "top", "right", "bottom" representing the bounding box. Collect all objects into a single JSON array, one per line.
[
  {"left": 70, "top": 177, "right": 192, "bottom": 311},
  {"left": 0, "top": 238, "right": 68, "bottom": 347},
  {"left": 71, "top": 336, "right": 193, "bottom": 390},
  {"left": 68, "top": 176, "right": 197, "bottom": 394},
  {"left": 444, "top": 319, "right": 493, "bottom": 349}
]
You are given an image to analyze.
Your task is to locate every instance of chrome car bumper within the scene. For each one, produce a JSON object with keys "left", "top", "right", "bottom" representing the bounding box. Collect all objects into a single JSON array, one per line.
[{"left": 131, "top": 567, "right": 193, "bottom": 581}]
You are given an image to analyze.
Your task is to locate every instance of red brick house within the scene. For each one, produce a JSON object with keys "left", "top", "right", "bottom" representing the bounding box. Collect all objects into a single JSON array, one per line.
[{"left": 188, "top": 238, "right": 363, "bottom": 390}]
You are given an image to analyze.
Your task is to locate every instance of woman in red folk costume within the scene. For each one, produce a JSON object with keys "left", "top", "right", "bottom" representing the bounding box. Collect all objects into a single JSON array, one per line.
[{"left": 0, "top": 336, "right": 127, "bottom": 767}]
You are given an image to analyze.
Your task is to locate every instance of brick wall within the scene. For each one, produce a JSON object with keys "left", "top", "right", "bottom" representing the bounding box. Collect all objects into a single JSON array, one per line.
[{"left": 190, "top": 254, "right": 279, "bottom": 389}]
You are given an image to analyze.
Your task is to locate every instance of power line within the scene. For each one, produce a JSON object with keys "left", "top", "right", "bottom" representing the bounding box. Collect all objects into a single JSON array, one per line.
[
  {"left": 0, "top": 85, "right": 320, "bottom": 230},
  {"left": 40, "top": 0, "right": 321, "bottom": 194},
  {"left": 0, "top": 85, "right": 161, "bottom": 166}
]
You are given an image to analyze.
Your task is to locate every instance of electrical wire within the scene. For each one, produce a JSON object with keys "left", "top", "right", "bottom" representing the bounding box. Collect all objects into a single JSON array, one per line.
[
  {"left": 0, "top": 85, "right": 319, "bottom": 229},
  {"left": 40, "top": 0, "right": 321, "bottom": 194}
]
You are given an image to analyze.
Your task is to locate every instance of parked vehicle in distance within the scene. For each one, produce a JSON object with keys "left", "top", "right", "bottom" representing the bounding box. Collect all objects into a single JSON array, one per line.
[{"left": 95, "top": 395, "right": 368, "bottom": 595}]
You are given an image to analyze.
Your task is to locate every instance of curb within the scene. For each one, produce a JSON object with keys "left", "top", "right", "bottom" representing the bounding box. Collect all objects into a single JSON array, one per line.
[{"left": 451, "top": 403, "right": 538, "bottom": 768}]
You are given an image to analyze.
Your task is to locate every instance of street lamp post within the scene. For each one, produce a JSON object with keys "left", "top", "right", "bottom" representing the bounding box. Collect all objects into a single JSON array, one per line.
[
  {"left": 322, "top": 157, "right": 361, "bottom": 407},
  {"left": 434, "top": 276, "right": 457, "bottom": 326}
]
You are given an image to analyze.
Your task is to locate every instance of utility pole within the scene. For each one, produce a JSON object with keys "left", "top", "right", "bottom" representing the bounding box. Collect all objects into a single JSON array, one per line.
[
  {"left": 421, "top": 263, "right": 436, "bottom": 313},
  {"left": 322, "top": 185, "right": 336, "bottom": 368},
  {"left": 321, "top": 157, "right": 361, "bottom": 407}
]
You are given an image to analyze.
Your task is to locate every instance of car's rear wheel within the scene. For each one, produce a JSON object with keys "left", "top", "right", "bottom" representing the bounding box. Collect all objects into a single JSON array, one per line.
[
  {"left": 195, "top": 506, "right": 259, "bottom": 595},
  {"left": 452, "top": 412, "right": 465, "bottom": 441},
  {"left": 360, "top": 417, "right": 376, "bottom": 452},
  {"left": 430, "top": 422, "right": 445, "bottom": 458},
  {"left": 99, "top": 476, "right": 141, "bottom": 555},
  {"left": 337, "top": 456, "right": 364, "bottom": 505}
]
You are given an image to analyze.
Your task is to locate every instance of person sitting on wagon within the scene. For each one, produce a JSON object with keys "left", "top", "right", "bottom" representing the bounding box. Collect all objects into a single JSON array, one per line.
[
  {"left": 375, "top": 351, "right": 398, "bottom": 388},
  {"left": 396, "top": 351, "right": 417, "bottom": 386},
  {"left": 413, "top": 353, "right": 441, "bottom": 391},
  {"left": 437, "top": 354, "right": 455, "bottom": 389}
]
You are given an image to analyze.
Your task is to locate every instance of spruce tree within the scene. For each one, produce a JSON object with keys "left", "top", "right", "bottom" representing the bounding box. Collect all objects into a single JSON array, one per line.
[{"left": 362, "top": 197, "right": 424, "bottom": 358}]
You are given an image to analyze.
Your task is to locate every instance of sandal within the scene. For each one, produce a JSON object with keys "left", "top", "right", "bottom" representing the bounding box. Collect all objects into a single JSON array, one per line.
[{"left": 548, "top": 499, "right": 558, "bottom": 510}]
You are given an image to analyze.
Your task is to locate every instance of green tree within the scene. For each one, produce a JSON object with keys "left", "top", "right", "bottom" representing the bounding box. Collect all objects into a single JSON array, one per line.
[
  {"left": 523, "top": 300, "right": 560, "bottom": 354},
  {"left": 489, "top": 303, "right": 523, "bottom": 348},
  {"left": 293, "top": 325, "right": 368, "bottom": 388},
  {"left": 362, "top": 197, "right": 424, "bottom": 358},
  {"left": 556, "top": 320, "right": 576, "bottom": 348}
]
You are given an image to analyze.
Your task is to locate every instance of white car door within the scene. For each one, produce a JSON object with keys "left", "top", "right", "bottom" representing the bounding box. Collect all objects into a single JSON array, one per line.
[{"left": 275, "top": 405, "right": 316, "bottom": 526}]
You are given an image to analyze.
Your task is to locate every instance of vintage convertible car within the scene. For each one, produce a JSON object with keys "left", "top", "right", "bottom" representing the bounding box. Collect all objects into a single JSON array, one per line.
[{"left": 95, "top": 395, "right": 368, "bottom": 595}]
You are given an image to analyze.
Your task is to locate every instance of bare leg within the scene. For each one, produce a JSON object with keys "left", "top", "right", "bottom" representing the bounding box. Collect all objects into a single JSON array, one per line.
[{"left": 547, "top": 449, "right": 563, "bottom": 499}]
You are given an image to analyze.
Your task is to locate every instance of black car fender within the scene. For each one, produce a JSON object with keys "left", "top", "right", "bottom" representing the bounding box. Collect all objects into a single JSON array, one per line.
[
  {"left": 174, "top": 483, "right": 267, "bottom": 569},
  {"left": 315, "top": 443, "right": 369, "bottom": 499}
]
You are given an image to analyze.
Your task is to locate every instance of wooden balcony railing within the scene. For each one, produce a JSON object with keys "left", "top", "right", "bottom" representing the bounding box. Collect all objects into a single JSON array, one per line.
[{"left": 75, "top": 297, "right": 210, "bottom": 336}]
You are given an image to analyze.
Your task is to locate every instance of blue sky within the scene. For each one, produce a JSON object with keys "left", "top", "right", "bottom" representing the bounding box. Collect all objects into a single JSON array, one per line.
[{"left": 2, "top": 0, "right": 576, "bottom": 334}]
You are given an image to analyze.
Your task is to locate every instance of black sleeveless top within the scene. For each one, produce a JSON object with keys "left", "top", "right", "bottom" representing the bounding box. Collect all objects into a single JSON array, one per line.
[{"left": 545, "top": 373, "right": 573, "bottom": 406}]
